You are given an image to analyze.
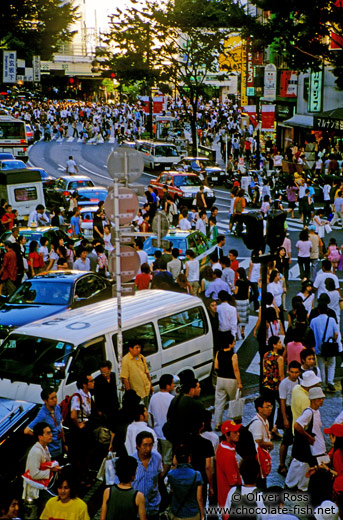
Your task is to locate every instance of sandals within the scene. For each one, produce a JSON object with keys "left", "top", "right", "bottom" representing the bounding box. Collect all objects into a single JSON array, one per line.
[{"left": 277, "top": 465, "right": 288, "bottom": 477}]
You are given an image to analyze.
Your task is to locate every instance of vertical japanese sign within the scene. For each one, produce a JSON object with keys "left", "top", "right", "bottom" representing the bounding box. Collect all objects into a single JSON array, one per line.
[
  {"left": 308, "top": 70, "right": 323, "bottom": 112},
  {"left": 240, "top": 43, "right": 248, "bottom": 107},
  {"left": 3, "top": 50, "right": 17, "bottom": 83},
  {"left": 279, "top": 71, "right": 297, "bottom": 97},
  {"left": 33, "top": 55, "right": 41, "bottom": 82},
  {"left": 264, "top": 63, "right": 277, "bottom": 100},
  {"left": 246, "top": 50, "right": 255, "bottom": 96},
  {"left": 261, "top": 105, "right": 275, "bottom": 131}
]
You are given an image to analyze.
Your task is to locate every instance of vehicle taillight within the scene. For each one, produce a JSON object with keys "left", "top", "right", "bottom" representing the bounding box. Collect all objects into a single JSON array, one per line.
[
  {"left": 20, "top": 139, "right": 26, "bottom": 144},
  {"left": 63, "top": 191, "right": 69, "bottom": 196},
  {"left": 179, "top": 249, "right": 182, "bottom": 254}
]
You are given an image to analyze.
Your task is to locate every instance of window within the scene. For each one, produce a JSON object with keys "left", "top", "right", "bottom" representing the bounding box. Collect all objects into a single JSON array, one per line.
[
  {"left": 14, "top": 187, "right": 38, "bottom": 202},
  {"left": 67, "top": 337, "right": 106, "bottom": 384},
  {"left": 112, "top": 323, "right": 158, "bottom": 360},
  {"left": 194, "top": 232, "right": 207, "bottom": 250},
  {"left": 74, "top": 276, "right": 106, "bottom": 300},
  {"left": 158, "top": 307, "right": 206, "bottom": 349},
  {"left": 158, "top": 174, "right": 168, "bottom": 184}
]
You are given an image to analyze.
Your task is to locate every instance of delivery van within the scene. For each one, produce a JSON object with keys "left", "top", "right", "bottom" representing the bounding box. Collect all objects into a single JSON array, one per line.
[
  {"left": 0, "top": 169, "right": 45, "bottom": 222},
  {"left": 136, "top": 140, "right": 182, "bottom": 170},
  {"left": 0, "top": 290, "right": 213, "bottom": 404}
]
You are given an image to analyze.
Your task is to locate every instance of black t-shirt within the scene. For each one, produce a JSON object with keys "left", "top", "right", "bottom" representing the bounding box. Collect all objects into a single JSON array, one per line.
[
  {"left": 94, "top": 372, "right": 119, "bottom": 429},
  {"left": 93, "top": 214, "right": 104, "bottom": 239},
  {"left": 190, "top": 435, "right": 214, "bottom": 484},
  {"left": 235, "top": 278, "right": 250, "bottom": 300},
  {"left": 167, "top": 395, "right": 205, "bottom": 441}
]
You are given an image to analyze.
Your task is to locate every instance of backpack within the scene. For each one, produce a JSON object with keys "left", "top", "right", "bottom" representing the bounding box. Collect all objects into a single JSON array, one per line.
[
  {"left": 241, "top": 419, "right": 272, "bottom": 478},
  {"left": 162, "top": 394, "right": 182, "bottom": 442},
  {"left": 235, "top": 425, "right": 256, "bottom": 459},
  {"left": 229, "top": 485, "right": 259, "bottom": 520},
  {"left": 59, "top": 393, "right": 83, "bottom": 427}
]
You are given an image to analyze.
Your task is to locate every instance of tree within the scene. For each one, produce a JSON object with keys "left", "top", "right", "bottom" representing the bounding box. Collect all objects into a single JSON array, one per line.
[
  {"left": 0, "top": 0, "right": 78, "bottom": 61},
  {"left": 240, "top": 0, "right": 343, "bottom": 88},
  {"left": 99, "top": 0, "right": 245, "bottom": 153}
]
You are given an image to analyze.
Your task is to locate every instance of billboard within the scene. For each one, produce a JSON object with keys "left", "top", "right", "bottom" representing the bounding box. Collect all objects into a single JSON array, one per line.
[
  {"left": 219, "top": 35, "right": 243, "bottom": 72},
  {"left": 279, "top": 71, "right": 297, "bottom": 98}
]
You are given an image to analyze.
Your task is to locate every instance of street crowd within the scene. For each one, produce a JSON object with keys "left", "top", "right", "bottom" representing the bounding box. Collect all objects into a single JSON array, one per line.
[{"left": 2, "top": 96, "right": 343, "bottom": 519}]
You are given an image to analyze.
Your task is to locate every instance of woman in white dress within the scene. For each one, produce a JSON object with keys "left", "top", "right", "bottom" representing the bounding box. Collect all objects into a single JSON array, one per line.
[{"left": 313, "top": 209, "right": 331, "bottom": 238}]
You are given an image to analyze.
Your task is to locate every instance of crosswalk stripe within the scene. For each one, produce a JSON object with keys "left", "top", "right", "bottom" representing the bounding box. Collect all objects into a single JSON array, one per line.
[
  {"left": 235, "top": 316, "right": 258, "bottom": 352},
  {"left": 67, "top": 137, "right": 74, "bottom": 142},
  {"left": 109, "top": 137, "right": 115, "bottom": 143},
  {"left": 246, "top": 351, "right": 260, "bottom": 376}
]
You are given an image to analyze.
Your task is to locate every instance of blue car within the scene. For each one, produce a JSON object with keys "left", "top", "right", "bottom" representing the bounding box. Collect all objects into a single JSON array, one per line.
[{"left": 0, "top": 271, "right": 113, "bottom": 340}]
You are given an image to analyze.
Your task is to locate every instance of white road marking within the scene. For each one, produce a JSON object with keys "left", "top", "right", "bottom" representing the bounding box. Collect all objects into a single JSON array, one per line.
[
  {"left": 246, "top": 351, "right": 260, "bottom": 376},
  {"left": 79, "top": 164, "right": 112, "bottom": 181},
  {"left": 235, "top": 316, "right": 258, "bottom": 352}
]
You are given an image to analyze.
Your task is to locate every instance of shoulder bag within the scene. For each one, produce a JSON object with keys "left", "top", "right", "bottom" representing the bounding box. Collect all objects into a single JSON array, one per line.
[{"left": 321, "top": 316, "right": 339, "bottom": 358}]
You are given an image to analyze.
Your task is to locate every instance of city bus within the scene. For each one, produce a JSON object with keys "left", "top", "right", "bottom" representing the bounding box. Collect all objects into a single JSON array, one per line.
[{"left": 0, "top": 116, "right": 28, "bottom": 162}]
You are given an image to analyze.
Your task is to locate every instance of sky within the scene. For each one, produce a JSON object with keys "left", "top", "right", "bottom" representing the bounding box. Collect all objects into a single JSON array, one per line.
[{"left": 85, "top": 0, "right": 131, "bottom": 32}]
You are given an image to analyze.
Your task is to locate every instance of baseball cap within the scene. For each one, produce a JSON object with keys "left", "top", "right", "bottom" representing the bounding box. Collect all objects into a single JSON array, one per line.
[
  {"left": 314, "top": 501, "right": 339, "bottom": 520},
  {"left": 308, "top": 387, "right": 325, "bottom": 399},
  {"left": 221, "top": 420, "right": 241, "bottom": 434},
  {"left": 324, "top": 423, "right": 343, "bottom": 437},
  {"left": 300, "top": 370, "right": 321, "bottom": 388}
]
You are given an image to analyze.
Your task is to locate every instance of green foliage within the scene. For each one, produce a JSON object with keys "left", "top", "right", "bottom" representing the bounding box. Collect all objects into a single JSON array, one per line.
[{"left": 0, "top": 0, "right": 78, "bottom": 60}]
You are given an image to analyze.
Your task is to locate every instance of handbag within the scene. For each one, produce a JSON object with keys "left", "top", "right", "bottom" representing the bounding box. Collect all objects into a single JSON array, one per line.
[
  {"left": 228, "top": 388, "right": 245, "bottom": 421},
  {"left": 292, "top": 408, "right": 315, "bottom": 464},
  {"left": 97, "top": 451, "right": 117, "bottom": 482},
  {"left": 93, "top": 425, "right": 111, "bottom": 445},
  {"left": 321, "top": 316, "right": 339, "bottom": 358}
]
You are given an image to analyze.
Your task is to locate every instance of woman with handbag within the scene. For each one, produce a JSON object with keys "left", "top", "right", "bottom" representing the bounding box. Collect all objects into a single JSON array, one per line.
[
  {"left": 213, "top": 332, "right": 243, "bottom": 431},
  {"left": 167, "top": 444, "right": 204, "bottom": 520}
]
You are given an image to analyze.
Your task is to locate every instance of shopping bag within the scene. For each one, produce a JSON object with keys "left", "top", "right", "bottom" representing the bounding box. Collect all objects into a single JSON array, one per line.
[
  {"left": 97, "top": 457, "right": 107, "bottom": 482},
  {"left": 325, "top": 223, "right": 332, "bottom": 234},
  {"left": 105, "top": 452, "right": 118, "bottom": 485},
  {"left": 228, "top": 389, "right": 245, "bottom": 420}
]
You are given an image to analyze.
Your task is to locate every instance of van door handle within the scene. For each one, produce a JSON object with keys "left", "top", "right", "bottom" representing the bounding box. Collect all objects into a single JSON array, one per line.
[{"left": 147, "top": 361, "right": 151, "bottom": 370}]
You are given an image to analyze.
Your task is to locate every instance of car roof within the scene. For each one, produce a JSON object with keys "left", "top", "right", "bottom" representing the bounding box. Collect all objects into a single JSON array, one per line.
[
  {"left": 182, "top": 157, "right": 209, "bottom": 161},
  {"left": 12, "top": 290, "right": 201, "bottom": 343},
  {"left": 156, "top": 171, "right": 197, "bottom": 177},
  {"left": 28, "top": 270, "right": 93, "bottom": 282},
  {"left": 75, "top": 186, "right": 107, "bottom": 191},
  {"left": 58, "top": 175, "right": 92, "bottom": 181},
  {"left": 80, "top": 206, "right": 99, "bottom": 212}
]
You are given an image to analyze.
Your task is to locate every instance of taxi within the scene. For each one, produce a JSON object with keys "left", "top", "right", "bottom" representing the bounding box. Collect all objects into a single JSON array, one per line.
[{"left": 150, "top": 171, "right": 216, "bottom": 208}]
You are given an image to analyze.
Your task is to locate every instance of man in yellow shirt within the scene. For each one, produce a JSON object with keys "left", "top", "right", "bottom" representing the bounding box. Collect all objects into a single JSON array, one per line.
[
  {"left": 291, "top": 370, "right": 321, "bottom": 428},
  {"left": 121, "top": 342, "right": 153, "bottom": 407}
]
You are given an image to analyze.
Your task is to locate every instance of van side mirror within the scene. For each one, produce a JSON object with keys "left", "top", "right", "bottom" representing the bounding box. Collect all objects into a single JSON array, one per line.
[{"left": 53, "top": 362, "right": 66, "bottom": 379}]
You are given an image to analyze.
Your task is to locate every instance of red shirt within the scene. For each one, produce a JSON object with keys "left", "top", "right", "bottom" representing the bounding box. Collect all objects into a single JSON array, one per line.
[
  {"left": 135, "top": 273, "right": 151, "bottom": 290},
  {"left": 1, "top": 249, "right": 17, "bottom": 281},
  {"left": 230, "top": 259, "right": 239, "bottom": 282},
  {"left": 1, "top": 211, "right": 14, "bottom": 230},
  {"left": 216, "top": 441, "right": 241, "bottom": 511}
]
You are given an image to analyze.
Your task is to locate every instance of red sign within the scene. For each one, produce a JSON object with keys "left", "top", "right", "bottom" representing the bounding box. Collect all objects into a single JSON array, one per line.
[
  {"left": 139, "top": 96, "right": 165, "bottom": 114},
  {"left": 246, "top": 51, "right": 254, "bottom": 90},
  {"left": 330, "top": 31, "right": 343, "bottom": 50},
  {"left": 261, "top": 105, "right": 275, "bottom": 132},
  {"left": 252, "top": 50, "right": 264, "bottom": 66},
  {"left": 279, "top": 71, "right": 297, "bottom": 98},
  {"left": 243, "top": 105, "right": 257, "bottom": 127}
]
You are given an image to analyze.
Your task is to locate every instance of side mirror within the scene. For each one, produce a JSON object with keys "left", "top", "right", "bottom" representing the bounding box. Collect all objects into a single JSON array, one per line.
[
  {"left": 0, "top": 294, "right": 8, "bottom": 305},
  {"left": 53, "top": 362, "right": 66, "bottom": 379}
]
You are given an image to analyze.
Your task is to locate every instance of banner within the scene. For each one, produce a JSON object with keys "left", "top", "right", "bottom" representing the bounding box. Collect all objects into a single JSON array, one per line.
[
  {"left": 243, "top": 105, "right": 257, "bottom": 127},
  {"left": 264, "top": 63, "right": 277, "bottom": 100},
  {"left": 308, "top": 70, "right": 323, "bottom": 112},
  {"left": 279, "top": 71, "right": 297, "bottom": 97},
  {"left": 261, "top": 105, "right": 275, "bottom": 132},
  {"left": 33, "top": 55, "right": 41, "bottom": 82},
  {"left": 241, "top": 44, "right": 248, "bottom": 107},
  {"left": 3, "top": 50, "right": 16, "bottom": 83},
  {"left": 246, "top": 50, "right": 255, "bottom": 96}
]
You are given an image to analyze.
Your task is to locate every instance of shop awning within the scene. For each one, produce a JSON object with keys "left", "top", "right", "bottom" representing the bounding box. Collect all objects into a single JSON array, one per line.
[{"left": 282, "top": 114, "right": 314, "bottom": 128}]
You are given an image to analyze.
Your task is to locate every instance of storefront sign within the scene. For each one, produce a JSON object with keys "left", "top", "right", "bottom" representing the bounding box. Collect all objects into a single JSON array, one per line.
[
  {"left": 246, "top": 51, "right": 254, "bottom": 96},
  {"left": 3, "top": 50, "right": 16, "bottom": 83},
  {"left": 308, "top": 70, "right": 323, "bottom": 112},
  {"left": 279, "top": 71, "right": 297, "bottom": 97},
  {"left": 219, "top": 34, "right": 243, "bottom": 72},
  {"left": 33, "top": 55, "right": 41, "bottom": 82},
  {"left": 240, "top": 44, "right": 248, "bottom": 107},
  {"left": 243, "top": 105, "right": 257, "bottom": 127},
  {"left": 314, "top": 117, "right": 343, "bottom": 130},
  {"left": 264, "top": 63, "right": 277, "bottom": 100},
  {"left": 261, "top": 105, "right": 275, "bottom": 131}
]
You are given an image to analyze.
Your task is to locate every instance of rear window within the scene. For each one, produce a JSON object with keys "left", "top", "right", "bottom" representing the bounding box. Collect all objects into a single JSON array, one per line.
[
  {"left": 14, "top": 186, "right": 38, "bottom": 202},
  {"left": 69, "top": 180, "right": 93, "bottom": 189},
  {"left": 158, "top": 306, "right": 207, "bottom": 349},
  {"left": 77, "top": 190, "right": 107, "bottom": 201}
]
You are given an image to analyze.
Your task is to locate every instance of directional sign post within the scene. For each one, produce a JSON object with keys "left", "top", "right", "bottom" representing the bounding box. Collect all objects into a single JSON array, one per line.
[{"left": 106, "top": 148, "right": 143, "bottom": 369}]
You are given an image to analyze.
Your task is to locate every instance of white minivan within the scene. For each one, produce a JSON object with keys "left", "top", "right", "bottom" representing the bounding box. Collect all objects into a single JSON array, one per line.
[
  {"left": 136, "top": 140, "right": 182, "bottom": 170},
  {"left": 0, "top": 169, "right": 45, "bottom": 223},
  {"left": 0, "top": 290, "right": 213, "bottom": 404}
]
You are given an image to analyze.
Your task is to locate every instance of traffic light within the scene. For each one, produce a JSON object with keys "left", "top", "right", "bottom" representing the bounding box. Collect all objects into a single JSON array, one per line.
[
  {"left": 241, "top": 212, "right": 265, "bottom": 251},
  {"left": 102, "top": 70, "right": 116, "bottom": 79},
  {"left": 266, "top": 211, "right": 286, "bottom": 251}
]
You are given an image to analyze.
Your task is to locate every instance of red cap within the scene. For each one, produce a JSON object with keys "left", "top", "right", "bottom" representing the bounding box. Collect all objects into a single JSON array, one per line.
[
  {"left": 221, "top": 420, "right": 241, "bottom": 434},
  {"left": 324, "top": 424, "right": 343, "bottom": 437}
]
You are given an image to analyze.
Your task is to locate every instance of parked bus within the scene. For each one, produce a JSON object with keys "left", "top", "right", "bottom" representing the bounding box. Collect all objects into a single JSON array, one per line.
[{"left": 0, "top": 116, "right": 28, "bottom": 162}]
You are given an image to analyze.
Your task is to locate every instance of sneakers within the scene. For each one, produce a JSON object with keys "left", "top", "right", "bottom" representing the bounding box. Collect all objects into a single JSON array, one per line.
[{"left": 327, "top": 383, "right": 336, "bottom": 393}]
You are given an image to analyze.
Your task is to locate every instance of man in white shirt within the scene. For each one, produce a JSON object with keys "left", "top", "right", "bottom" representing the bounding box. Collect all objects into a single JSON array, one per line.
[
  {"left": 66, "top": 155, "right": 78, "bottom": 174},
  {"left": 216, "top": 290, "right": 238, "bottom": 336},
  {"left": 148, "top": 374, "right": 175, "bottom": 476},
  {"left": 249, "top": 396, "right": 274, "bottom": 488},
  {"left": 331, "top": 190, "right": 343, "bottom": 228},
  {"left": 196, "top": 210, "right": 207, "bottom": 235},
  {"left": 125, "top": 404, "right": 158, "bottom": 455},
  {"left": 73, "top": 249, "right": 91, "bottom": 272},
  {"left": 205, "top": 270, "right": 229, "bottom": 300},
  {"left": 28, "top": 204, "right": 49, "bottom": 227},
  {"left": 313, "top": 259, "right": 340, "bottom": 298},
  {"left": 134, "top": 238, "right": 149, "bottom": 272}
]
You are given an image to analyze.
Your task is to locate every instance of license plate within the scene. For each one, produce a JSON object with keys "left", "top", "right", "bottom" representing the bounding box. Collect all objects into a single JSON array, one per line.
[{"left": 212, "top": 177, "right": 218, "bottom": 181}]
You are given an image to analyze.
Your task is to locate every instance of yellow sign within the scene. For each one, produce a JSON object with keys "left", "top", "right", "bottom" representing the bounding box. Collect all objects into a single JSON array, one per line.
[
  {"left": 219, "top": 35, "right": 243, "bottom": 72},
  {"left": 240, "top": 43, "right": 248, "bottom": 107}
]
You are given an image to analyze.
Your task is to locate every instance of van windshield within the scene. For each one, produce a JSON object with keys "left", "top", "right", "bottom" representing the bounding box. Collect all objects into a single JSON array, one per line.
[
  {"left": 154, "top": 145, "right": 178, "bottom": 157},
  {"left": 0, "top": 334, "right": 74, "bottom": 384}
]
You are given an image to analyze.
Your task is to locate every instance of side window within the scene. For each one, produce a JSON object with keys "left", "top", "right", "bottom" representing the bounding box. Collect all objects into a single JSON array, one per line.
[
  {"left": 188, "top": 235, "right": 196, "bottom": 249},
  {"left": 158, "top": 174, "right": 167, "bottom": 184},
  {"left": 66, "top": 336, "right": 106, "bottom": 384},
  {"left": 112, "top": 323, "right": 158, "bottom": 360},
  {"left": 75, "top": 276, "right": 106, "bottom": 300},
  {"left": 166, "top": 176, "right": 173, "bottom": 186},
  {"left": 194, "top": 232, "right": 207, "bottom": 249},
  {"left": 158, "top": 307, "right": 206, "bottom": 349}
]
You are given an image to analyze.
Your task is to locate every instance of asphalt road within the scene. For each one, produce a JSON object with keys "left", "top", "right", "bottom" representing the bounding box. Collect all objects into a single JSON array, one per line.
[{"left": 28, "top": 137, "right": 343, "bottom": 390}]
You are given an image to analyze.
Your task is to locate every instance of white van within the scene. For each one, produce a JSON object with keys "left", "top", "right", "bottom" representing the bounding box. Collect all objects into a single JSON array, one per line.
[
  {"left": 0, "top": 169, "right": 45, "bottom": 222},
  {"left": 0, "top": 290, "right": 213, "bottom": 404},
  {"left": 136, "top": 140, "right": 182, "bottom": 170}
]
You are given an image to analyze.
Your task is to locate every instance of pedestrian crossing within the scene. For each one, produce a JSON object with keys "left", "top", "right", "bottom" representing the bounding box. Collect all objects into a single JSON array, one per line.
[{"left": 49, "top": 136, "right": 116, "bottom": 144}]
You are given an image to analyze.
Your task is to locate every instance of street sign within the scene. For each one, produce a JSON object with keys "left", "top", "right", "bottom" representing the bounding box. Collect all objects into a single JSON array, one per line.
[
  {"left": 109, "top": 245, "right": 140, "bottom": 283},
  {"left": 104, "top": 186, "right": 139, "bottom": 226},
  {"left": 113, "top": 283, "right": 136, "bottom": 297},
  {"left": 107, "top": 147, "right": 144, "bottom": 183},
  {"left": 151, "top": 211, "right": 169, "bottom": 236}
]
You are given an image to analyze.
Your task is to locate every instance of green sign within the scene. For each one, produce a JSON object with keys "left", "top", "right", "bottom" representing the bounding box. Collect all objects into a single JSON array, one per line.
[{"left": 308, "top": 70, "right": 323, "bottom": 112}]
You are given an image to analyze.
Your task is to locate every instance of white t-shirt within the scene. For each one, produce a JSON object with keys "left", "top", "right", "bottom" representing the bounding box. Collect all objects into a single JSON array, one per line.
[
  {"left": 225, "top": 485, "right": 264, "bottom": 518},
  {"left": 313, "top": 271, "right": 339, "bottom": 297},
  {"left": 196, "top": 218, "right": 207, "bottom": 235},
  {"left": 249, "top": 414, "right": 270, "bottom": 443},
  {"left": 267, "top": 281, "right": 283, "bottom": 308},
  {"left": 137, "top": 250, "right": 149, "bottom": 266},
  {"left": 296, "top": 407, "right": 325, "bottom": 456},
  {"left": 148, "top": 391, "right": 174, "bottom": 439},
  {"left": 279, "top": 378, "right": 299, "bottom": 407},
  {"left": 297, "top": 292, "right": 315, "bottom": 315},
  {"left": 186, "top": 259, "right": 199, "bottom": 282},
  {"left": 179, "top": 218, "right": 191, "bottom": 230},
  {"left": 66, "top": 159, "right": 77, "bottom": 173}
]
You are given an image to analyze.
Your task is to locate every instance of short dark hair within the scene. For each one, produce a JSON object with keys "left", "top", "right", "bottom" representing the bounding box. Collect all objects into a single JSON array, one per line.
[
  {"left": 213, "top": 269, "right": 222, "bottom": 278},
  {"left": 115, "top": 456, "right": 138, "bottom": 483},
  {"left": 217, "top": 235, "right": 225, "bottom": 243},
  {"left": 300, "top": 348, "right": 316, "bottom": 363},
  {"left": 40, "top": 387, "right": 56, "bottom": 402},
  {"left": 56, "top": 471, "right": 78, "bottom": 499},
  {"left": 186, "top": 249, "right": 195, "bottom": 258},
  {"left": 288, "top": 360, "right": 301, "bottom": 370},
  {"left": 254, "top": 396, "right": 271, "bottom": 412},
  {"left": 173, "top": 443, "right": 191, "bottom": 463},
  {"left": 218, "top": 290, "right": 229, "bottom": 302},
  {"left": 135, "top": 238, "right": 144, "bottom": 249},
  {"left": 33, "top": 422, "right": 51, "bottom": 440},
  {"left": 221, "top": 256, "right": 230, "bottom": 267},
  {"left": 322, "top": 259, "right": 332, "bottom": 271},
  {"left": 159, "top": 374, "right": 174, "bottom": 389},
  {"left": 99, "top": 360, "right": 112, "bottom": 370},
  {"left": 229, "top": 249, "right": 238, "bottom": 257},
  {"left": 36, "top": 204, "right": 45, "bottom": 211},
  {"left": 136, "top": 431, "right": 154, "bottom": 447},
  {"left": 182, "top": 378, "right": 198, "bottom": 394},
  {"left": 141, "top": 262, "right": 150, "bottom": 274},
  {"left": 172, "top": 247, "right": 179, "bottom": 258},
  {"left": 267, "top": 335, "right": 280, "bottom": 349},
  {"left": 128, "top": 340, "right": 142, "bottom": 350},
  {"left": 134, "top": 404, "right": 147, "bottom": 422},
  {"left": 76, "top": 373, "right": 90, "bottom": 390}
]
